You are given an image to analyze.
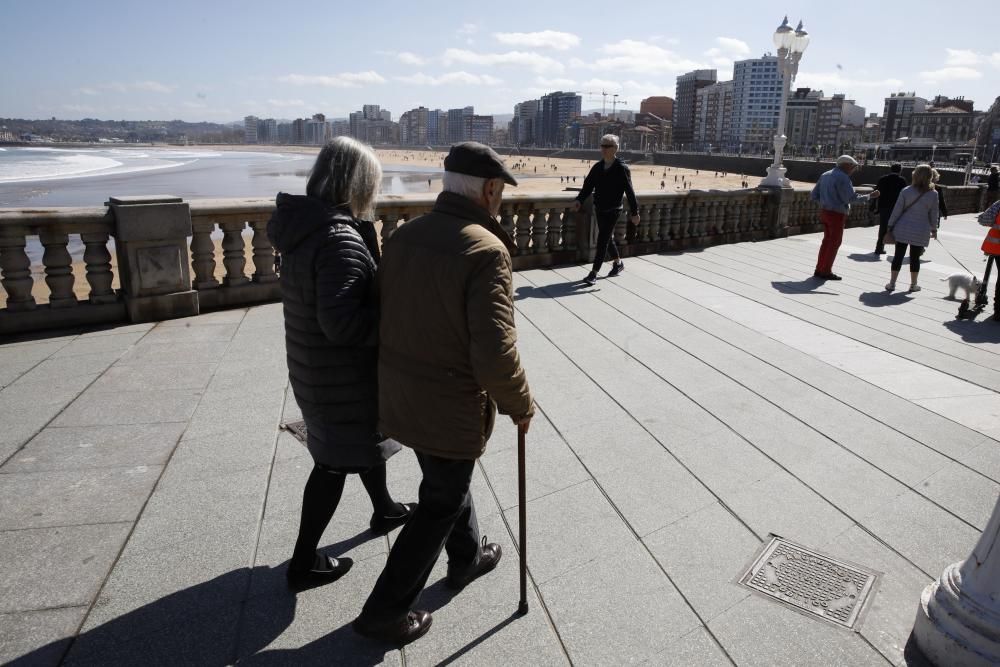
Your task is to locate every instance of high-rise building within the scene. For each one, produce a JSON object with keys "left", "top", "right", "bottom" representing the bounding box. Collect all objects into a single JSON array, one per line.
[
  {"left": 816, "top": 94, "right": 865, "bottom": 150},
  {"left": 730, "top": 56, "right": 782, "bottom": 150},
  {"left": 512, "top": 99, "right": 540, "bottom": 146},
  {"left": 882, "top": 93, "right": 928, "bottom": 142},
  {"left": 464, "top": 115, "right": 494, "bottom": 144},
  {"left": 694, "top": 81, "right": 733, "bottom": 149},
  {"left": 427, "top": 109, "right": 446, "bottom": 145},
  {"left": 349, "top": 111, "right": 365, "bottom": 139},
  {"left": 306, "top": 113, "right": 328, "bottom": 145},
  {"left": 277, "top": 122, "right": 292, "bottom": 144},
  {"left": 380, "top": 109, "right": 392, "bottom": 122},
  {"left": 640, "top": 96, "right": 674, "bottom": 120},
  {"left": 258, "top": 118, "right": 277, "bottom": 144},
  {"left": 784, "top": 87, "right": 823, "bottom": 150},
  {"left": 330, "top": 120, "right": 350, "bottom": 138},
  {"left": 362, "top": 104, "right": 381, "bottom": 121},
  {"left": 401, "top": 106, "right": 430, "bottom": 145},
  {"left": 244, "top": 115, "right": 259, "bottom": 144},
  {"left": 291, "top": 118, "right": 307, "bottom": 144},
  {"left": 674, "top": 70, "right": 716, "bottom": 146},
  {"left": 447, "top": 107, "right": 474, "bottom": 143},
  {"left": 537, "top": 91, "right": 581, "bottom": 147}
]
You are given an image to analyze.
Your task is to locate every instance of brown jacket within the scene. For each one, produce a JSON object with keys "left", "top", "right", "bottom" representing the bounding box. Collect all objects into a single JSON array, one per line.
[{"left": 377, "top": 191, "right": 534, "bottom": 460}]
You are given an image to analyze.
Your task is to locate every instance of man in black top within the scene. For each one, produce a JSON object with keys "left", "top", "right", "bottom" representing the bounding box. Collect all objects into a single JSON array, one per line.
[
  {"left": 573, "top": 134, "right": 639, "bottom": 286},
  {"left": 872, "top": 163, "right": 907, "bottom": 255}
]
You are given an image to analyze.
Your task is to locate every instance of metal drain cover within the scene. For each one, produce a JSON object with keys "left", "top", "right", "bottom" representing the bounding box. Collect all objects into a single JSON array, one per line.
[
  {"left": 737, "top": 536, "right": 880, "bottom": 629},
  {"left": 280, "top": 420, "right": 308, "bottom": 444}
]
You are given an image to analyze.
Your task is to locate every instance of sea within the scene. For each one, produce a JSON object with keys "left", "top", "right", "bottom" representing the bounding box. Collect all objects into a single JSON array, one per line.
[
  {"left": 0, "top": 146, "right": 440, "bottom": 264},
  {"left": 0, "top": 146, "right": 440, "bottom": 208}
]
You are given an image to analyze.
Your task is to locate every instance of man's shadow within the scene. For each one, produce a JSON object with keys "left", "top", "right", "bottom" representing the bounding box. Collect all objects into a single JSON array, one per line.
[
  {"left": 514, "top": 281, "right": 593, "bottom": 301},
  {"left": 859, "top": 291, "right": 913, "bottom": 307},
  {"left": 770, "top": 278, "right": 837, "bottom": 295},
  {"left": 944, "top": 317, "right": 1000, "bottom": 342},
  {"left": 8, "top": 533, "right": 393, "bottom": 667}
]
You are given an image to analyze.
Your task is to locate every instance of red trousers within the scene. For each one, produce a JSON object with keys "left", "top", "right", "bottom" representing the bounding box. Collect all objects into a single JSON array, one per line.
[{"left": 815, "top": 209, "right": 846, "bottom": 274}]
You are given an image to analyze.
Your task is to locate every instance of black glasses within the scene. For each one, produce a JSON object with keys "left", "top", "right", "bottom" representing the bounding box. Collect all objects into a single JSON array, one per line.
[{"left": 600, "top": 144, "right": 615, "bottom": 148}]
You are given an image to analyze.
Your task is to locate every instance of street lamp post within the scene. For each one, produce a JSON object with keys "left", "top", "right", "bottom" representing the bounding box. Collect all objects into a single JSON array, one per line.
[
  {"left": 760, "top": 16, "right": 809, "bottom": 187},
  {"left": 932, "top": 144, "right": 937, "bottom": 163}
]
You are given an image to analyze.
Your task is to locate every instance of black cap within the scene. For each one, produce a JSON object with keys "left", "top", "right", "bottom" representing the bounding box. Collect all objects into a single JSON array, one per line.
[{"left": 444, "top": 142, "right": 518, "bottom": 186}]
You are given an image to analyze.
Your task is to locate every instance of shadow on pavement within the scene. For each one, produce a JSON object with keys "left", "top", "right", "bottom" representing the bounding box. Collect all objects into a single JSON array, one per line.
[
  {"left": 514, "top": 281, "right": 594, "bottom": 301},
  {"left": 858, "top": 291, "right": 914, "bottom": 307},
  {"left": 770, "top": 279, "right": 837, "bottom": 295},
  {"left": 944, "top": 318, "right": 1000, "bottom": 342},
  {"left": 848, "top": 252, "right": 883, "bottom": 263}
]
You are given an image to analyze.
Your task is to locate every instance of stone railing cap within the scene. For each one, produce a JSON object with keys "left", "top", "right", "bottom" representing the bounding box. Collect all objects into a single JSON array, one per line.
[{"left": 107, "top": 196, "right": 183, "bottom": 206}]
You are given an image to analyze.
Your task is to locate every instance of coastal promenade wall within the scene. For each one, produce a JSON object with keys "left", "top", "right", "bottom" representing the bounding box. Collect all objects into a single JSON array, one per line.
[{"left": 0, "top": 185, "right": 987, "bottom": 336}]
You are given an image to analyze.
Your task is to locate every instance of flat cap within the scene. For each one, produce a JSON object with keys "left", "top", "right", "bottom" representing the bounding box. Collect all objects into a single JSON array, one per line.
[
  {"left": 444, "top": 142, "right": 518, "bottom": 186},
  {"left": 836, "top": 154, "right": 858, "bottom": 167}
]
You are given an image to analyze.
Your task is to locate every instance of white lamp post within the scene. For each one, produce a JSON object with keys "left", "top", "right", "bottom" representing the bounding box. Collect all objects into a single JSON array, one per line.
[
  {"left": 912, "top": 495, "right": 1000, "bottom": 665},
  {"left": 761, "top": 16, "right": 809, "bottom": 187},
  {"left": 932, "top": 144, "right": 937, "bottom": 163}
]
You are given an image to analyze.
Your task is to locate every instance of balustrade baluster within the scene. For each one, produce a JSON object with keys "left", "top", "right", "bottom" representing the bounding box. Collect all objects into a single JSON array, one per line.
[
  {"left": 562, "top": 206, "right": 576, "bottom": 250},
  {"left": 547, "top": 208, "right": 563, "bottom": 251},
  {"left": 531, "top": 206, "right": 549, "bottom": 254},
  {"left": 39, "top": 231, "right": 77, "bottom": 308},
  {"left": 661, "top": 203, "right": 674, "bottom": 240},
  {"left": 81, "top": 232, "right": 116, "bottom": 304},
  {"left": 190, "top": 223, "right": 219, "bottom": 289},
  {"left": 515, "top": 206, "right": 531, "bottom": 256},
  {"left": 613, "top": 211, "right": 626, "bottom": 249},
  {"left": 221, "top": 221, "right": 249, "bottom": 287},
  {"left": 637, "top": 204, "right": 651, "bottom": 242},
  {"left": 499, "top": 205, "right": 515, "bottom": 240},
  {"left": 379, "top": 208, "right": 399, "bottom": 244},
  {"left": 0, "top": 232, "right": 36, "bottom": 311},
  {"left": 250, "top": 219, "right": 278, "bottom": 283}
]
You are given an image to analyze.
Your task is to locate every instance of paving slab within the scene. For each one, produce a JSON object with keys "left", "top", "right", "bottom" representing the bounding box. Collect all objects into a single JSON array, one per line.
[
  {"left": 0, "top": 606, "right": 87, "bottom": 666},
  {"left": 51, "top": 388, "right": 204, "bottom": 427},
  {"left": 2, "top": 423, "right": 185, "bottom": 473}
]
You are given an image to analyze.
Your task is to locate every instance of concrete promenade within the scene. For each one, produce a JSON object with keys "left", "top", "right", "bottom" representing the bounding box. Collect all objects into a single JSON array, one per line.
[{"left": 1, "top": 213, "right": 998, "bottom": 665}]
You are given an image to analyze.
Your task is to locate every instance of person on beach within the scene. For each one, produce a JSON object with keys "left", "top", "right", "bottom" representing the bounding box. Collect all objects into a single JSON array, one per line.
[
  {"left": 574, "top": 134, "right": 639, "bottom": 286},
  {"left": 268, "top": 137, "right": 416, "bottom": 592},
  {"left": 353, "top": 142, "right": 534, "bottom": 645},
  {"left": 884, "top": 164, "right": 939, "bottom": 293},
  {"left": 810, "top": 154, "right": 879, "bottom": 280},
  {"left": 872, "top": 163, "right": 907, "bottom": 255}
]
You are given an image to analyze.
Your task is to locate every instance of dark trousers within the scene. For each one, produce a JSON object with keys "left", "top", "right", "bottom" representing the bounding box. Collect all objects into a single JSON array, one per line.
[
  {"left": 890, "top": 243, "right": 924, "bottom": 272},
  {"left": 361, "top": 452, "right": 480, "bottom": 620},
  {"left": 875, "top": 210, "right": 892, "bottom": 253},
  {"left": 591, "top": 210, "right": 622, "bottom": 274}
]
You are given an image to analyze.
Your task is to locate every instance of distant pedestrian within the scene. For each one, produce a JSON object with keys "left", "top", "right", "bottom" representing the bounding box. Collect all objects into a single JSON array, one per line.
[
  {"left": 872, "top": 163, "right": 907, "bottom": 255},
  {"left": 987, "top": 166, "right": 1000, "bottom": 208},
  {"left": 268, "top": 137, "right": 416, "bottom": 593},
  {"left": 885, "top": 164, "right": 939, "bottom": 293},
  {"left": 810, "top": 155, "right": 879, "bottom": 280},
  {"left": 661, "top": 180, "right": 665, "bottom": 189},
  {"left": 573, "top": 134, "right": 639, "bottom": 286}
]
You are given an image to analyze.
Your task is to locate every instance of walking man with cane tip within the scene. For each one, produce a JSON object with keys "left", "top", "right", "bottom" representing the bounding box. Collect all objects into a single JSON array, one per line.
[
  {"left": 353, "top": 142, "right": 534, "bottom": 646},
  {"left": 574, "top": 134, "right": 639, "bottom": 286}
]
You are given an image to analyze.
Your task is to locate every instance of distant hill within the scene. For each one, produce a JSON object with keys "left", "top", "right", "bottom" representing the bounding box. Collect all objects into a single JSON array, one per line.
[{"left": 0, "top": 118, "right": 243, "bottom": 143}]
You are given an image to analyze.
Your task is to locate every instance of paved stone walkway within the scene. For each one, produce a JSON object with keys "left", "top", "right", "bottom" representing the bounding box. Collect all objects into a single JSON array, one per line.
[{"left": 1, "top": 213, "right": 998, "bottom": 666}]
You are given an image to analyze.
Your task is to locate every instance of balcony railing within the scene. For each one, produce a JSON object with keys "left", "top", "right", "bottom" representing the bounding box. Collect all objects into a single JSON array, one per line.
[{"left": 0, "top": 185, "right": 985, "bottom": 336}]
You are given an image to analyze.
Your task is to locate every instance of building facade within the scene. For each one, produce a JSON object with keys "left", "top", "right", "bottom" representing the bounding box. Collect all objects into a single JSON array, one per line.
[
  {"left": 730, "top": 56, "right": 782, "bottom": 151},
  {"left": 511, "top": 99, "right": 540, "bottom": 146},
  {"left": 464, "top": 115, "right": 494, "bottom": 144},
  {"left": 640, "top": 96, "right": 675, "bottom": 120},
  {"left": 674, "top": 70, "right": 717, "bottom": 147},
  {"left": 447, "top": 107, "right": 474, "bottom": 144},
  {"left": 910, "top": 106, "right": 982, "bottom": 144},
  {"left": 244, "top": 116, "right": 259, "bottom": 144},
  {"left": 537, "top": 91, "right": 582, "bottom": 147},
  {"left": 694, "top": 80, "right": 734, "bottom": 149},
  {"left": 882, "top": 93, "right": 928, "bottom": 141}
]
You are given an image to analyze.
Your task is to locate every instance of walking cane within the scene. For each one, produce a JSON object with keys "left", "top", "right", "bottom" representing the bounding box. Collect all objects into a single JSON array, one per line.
[{"left": 517, "top": 422, "right": 529, "bottom": 616}]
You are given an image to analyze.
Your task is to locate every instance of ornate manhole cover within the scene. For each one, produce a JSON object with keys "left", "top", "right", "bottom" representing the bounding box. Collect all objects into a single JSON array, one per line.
[
  {"left": 280, "top": 420, "right": 308, "bottom": 444},
  {"left": 737, "top": 536, "right": 880, "bottom": 629}
]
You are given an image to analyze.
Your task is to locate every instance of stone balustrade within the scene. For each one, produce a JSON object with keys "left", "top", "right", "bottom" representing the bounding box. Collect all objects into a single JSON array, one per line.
[{"left": 0, "top": 184, "right": 954, "bottom": 336}]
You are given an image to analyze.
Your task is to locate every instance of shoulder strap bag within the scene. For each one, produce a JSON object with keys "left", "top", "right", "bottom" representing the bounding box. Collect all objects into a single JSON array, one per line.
[{"left": 884, "top": 190, "right": 930, "bottom": 245}]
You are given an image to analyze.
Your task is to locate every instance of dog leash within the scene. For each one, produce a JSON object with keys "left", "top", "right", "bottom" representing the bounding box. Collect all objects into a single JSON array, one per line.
[{"left": 934, "top": 236, "right": 979, "bottom": 277}]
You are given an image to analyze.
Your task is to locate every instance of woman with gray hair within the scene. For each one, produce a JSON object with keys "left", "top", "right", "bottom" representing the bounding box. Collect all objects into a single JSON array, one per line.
[
  {"left": 884, "top": 164, "right": 940, "bottom": 293},
  {"left": 267, "top": 137, "right": 415, "bottom": 591}
]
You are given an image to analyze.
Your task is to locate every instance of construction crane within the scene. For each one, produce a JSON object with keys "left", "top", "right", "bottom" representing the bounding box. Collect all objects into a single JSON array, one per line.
[
  {"left": 610, "top": 94, "right": 628, "bottom": 119},
  {"left": 583, "top": 91, "right": 609, "bottom": 117}
]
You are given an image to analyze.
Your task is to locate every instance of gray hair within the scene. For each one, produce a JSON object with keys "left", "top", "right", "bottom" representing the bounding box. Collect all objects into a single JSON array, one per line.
[
  {"left": 600, "top": 134, "right": 619, "bottom": 148},
  {"left": 306, "top": 136, "right": 382, "bottom": 219},
  {"left": 442, "top": 171, "right": 488, "bottom": 199}
]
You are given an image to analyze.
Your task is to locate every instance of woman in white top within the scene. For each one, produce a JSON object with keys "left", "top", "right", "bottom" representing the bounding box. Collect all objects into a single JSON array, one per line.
[{"left": 885, "top": 164, "right": 940, "bottom": 292}]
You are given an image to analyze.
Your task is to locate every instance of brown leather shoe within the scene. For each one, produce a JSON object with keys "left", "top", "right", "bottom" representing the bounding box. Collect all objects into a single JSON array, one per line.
[
  {"left": 445, "top": 536, "right": 502, "bottom": 590},
  {"left": 353, "top": 609, "right": 432, "bottom": 645}
]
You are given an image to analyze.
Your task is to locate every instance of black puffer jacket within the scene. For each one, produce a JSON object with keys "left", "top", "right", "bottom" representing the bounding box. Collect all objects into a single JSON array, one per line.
[{"left": 268, "top": 193, "right": 384, "bottom": 464}]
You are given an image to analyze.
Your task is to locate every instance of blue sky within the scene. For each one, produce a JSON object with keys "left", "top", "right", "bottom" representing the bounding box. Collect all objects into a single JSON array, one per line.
[{"left": 2, "top": 0, "right": 997, "bottom": 123}]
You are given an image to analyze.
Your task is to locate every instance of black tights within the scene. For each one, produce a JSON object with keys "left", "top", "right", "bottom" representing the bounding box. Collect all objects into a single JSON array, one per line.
[
  {"left": 890, "top": 242, "right": 923, "bottom": 272},
  {"left": 290, "top": 462, "right": 402, "bottom": 569}
]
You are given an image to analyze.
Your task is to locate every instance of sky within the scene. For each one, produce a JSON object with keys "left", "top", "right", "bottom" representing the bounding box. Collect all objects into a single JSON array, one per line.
[{"left": 2, "top": 0, "right": 998, "bottom": 124}]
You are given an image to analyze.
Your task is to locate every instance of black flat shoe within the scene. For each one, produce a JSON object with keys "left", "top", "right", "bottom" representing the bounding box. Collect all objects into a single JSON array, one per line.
[
  {"left": 446, "top": 536, "right": 502, "bottom": 590},
  {"left": 370, "top": 502, "right": 418, "bottom": 535},
  {"left": 286, "top": 554, "right": 353, "bottom": 592},
  {"left": 353, "top": 609, "right": 432, "bottom": 645}
]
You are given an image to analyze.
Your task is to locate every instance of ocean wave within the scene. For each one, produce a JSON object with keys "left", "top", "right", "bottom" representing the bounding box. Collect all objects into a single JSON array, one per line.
[{"left": 0, "top": 155, "right": 187, "bottom": 184}]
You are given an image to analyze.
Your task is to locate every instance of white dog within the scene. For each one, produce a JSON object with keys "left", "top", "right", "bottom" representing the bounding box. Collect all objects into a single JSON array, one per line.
[{"left": 941, "top": 273, "right": 981, "bottom": 300}]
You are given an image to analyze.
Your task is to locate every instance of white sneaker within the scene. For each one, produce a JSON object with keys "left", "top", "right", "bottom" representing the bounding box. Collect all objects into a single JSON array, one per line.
[
  {"left": 885, "top": 282, "right": 895, "bottom": 291},
  {"left": 908, "top": 284, "right": 921, "bottom": 293}
]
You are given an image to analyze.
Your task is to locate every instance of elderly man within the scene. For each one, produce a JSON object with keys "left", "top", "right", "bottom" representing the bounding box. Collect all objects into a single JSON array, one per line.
[
  {"left": 353, "top": 142, "right": 534, "bottom": 645},
  {"left": 810, "top": 155, "right": 879, "bottom": 280},
  {"left": 573, "top": 134, "right": 639, "bottom": 286}
]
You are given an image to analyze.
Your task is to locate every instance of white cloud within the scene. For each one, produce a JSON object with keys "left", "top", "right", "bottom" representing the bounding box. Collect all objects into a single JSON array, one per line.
[
  {"left": 945, "top": 48, "right": 980, "bottom": 66},
  {"left": 442, "top": 48, "right": 564, "bottom": 74},
  {"left": 589, "top": 40, "right": 704, "bottom": 74},
  {"left": 77, "top": 87, "right": 99, "bottom": 96},
  {"left": 704, "top": 37, "right": 751, "bottom": 69},
  {"left": 279, "top": 71, "right": 386, "bottom": 87},
  {"left": 397, "top": 51, "right": 427, "bottom": 66},
  {"left": 535, "top": 76, "right": 577, "bottom": 88},
  {"left": 133, "top": 80, "right": 176, "bottom": 93},
  {"left": 395, "top": 71, "right": 502, "bottom": 86},
  {"left": 494, "top": 30, "right": 580, "bottom": 51},
  {"left": 796, "top": 70, "right": 904, "bottom": 90},
  {"left": 992, "top": 53, "right": 1000, "bottom": 67},
  {"left": 919, "top": 66, "right": 982, "bottom": 82},
  {"left": 457, "top": 23, "right": 478, "bottom": 35},
  {"left": 266, "top": 98, "right": 307, "bottom": 107}
]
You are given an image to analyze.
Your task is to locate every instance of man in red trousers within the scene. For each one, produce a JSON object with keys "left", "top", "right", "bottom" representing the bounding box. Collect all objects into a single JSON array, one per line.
[{"left": 810, "top": 155, "right": 879, "bottom": 280}]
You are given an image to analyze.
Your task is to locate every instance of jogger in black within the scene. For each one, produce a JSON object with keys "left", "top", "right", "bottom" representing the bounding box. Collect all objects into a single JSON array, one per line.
[{"left": 572, "top": 134, "right": 639, "bottom": 286}]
